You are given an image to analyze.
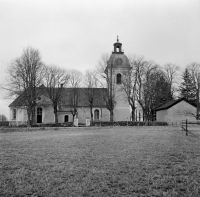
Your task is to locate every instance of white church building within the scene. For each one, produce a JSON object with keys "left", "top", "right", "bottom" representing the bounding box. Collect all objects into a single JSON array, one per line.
[{"left": 9, "top": 39, "right": 132, "bottom": 124}]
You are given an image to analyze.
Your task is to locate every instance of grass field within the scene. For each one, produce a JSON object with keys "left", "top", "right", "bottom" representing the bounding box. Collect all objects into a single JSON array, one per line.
[{"left": 1, "top": 126, "right": 200, "bottom": 197}]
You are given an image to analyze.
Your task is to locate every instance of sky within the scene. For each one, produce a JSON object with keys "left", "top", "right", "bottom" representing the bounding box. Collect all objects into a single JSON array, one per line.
[{"left": 0, "top": 0, "right": 200, "bottom": 119}]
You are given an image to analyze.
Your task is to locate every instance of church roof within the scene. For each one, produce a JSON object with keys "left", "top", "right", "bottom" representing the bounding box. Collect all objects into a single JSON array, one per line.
[
  {"left": 108, "top": 53, "right": 131, "bottom": 68},
  {"left": 9, "top": 85, "right": 49, "bottom": 107},
  {"left": 60, "top": 88, "right": 107, "bottom": 107},
  {"left": 9, "top": 87, "right": 108, "bottom": 108},
  {"left": 9, "top": 94, "right": 27, "bottom": 107}
]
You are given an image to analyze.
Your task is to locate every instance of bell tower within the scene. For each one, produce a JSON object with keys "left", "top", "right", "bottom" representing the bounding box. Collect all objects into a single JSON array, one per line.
[{"left": 106, "top": 37, "right": 132, "bottom": 121}]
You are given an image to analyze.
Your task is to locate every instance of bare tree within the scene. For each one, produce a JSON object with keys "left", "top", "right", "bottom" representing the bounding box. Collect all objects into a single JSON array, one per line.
[
  {"left": 134, "top": 56, "right": 158, "bottom": 122},
  {"left": 120, "top": 55, "right": 140, "bottom": 121},
  {"left": 68, "top": 69, "right": 82, "bottom": 87},
  {"left": 0, "top": 114, "right": 7, "bottom": 121},
  {"left": 187, "top": 62, "right": 200, "bottom": 119},
  {"left": 4, "top": 46, "right": 44, "bottom": 126},
  {"left": 68, "top": 69, "right": 83, "bottom": 122},
  {"left": 97, "top": 53, "right": 117, "bottom": 122},
  {"left": 83, "top": 69, "right": 99, "bottom": 121},
  {"left": 43, "top": 65, "right": 70, "bottom": 124},
  {"left": 96, "top": 53, "right": 110, "bottom": 87},
  {"left": 163, "top": 63, "right": 180, "bottom": 97}
]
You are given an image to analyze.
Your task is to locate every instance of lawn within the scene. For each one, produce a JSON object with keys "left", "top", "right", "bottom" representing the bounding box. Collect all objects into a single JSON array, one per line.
[{"left": 1, "top": 126, "right": 200, "bottom": 197}]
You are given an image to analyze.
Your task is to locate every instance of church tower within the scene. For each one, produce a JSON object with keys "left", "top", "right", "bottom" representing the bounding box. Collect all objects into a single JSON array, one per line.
[{"left": 106, "top": 37, "right": 131, "bottom": 121}]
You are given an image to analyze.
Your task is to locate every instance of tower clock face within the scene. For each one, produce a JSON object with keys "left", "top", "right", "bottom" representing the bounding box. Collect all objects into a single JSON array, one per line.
[{"left": 115, "top": 58, "right": 123, "bottom": 66}]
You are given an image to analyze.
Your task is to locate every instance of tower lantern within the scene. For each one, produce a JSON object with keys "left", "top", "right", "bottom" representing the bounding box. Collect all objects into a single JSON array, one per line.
[{"left": 113, "top": 36, "right": 123, "bottom": 54}]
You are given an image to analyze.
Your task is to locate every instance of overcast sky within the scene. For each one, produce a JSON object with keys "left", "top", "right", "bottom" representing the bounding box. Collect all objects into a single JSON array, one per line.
[{"left": 0, "top": 0, "right": 200, "bottom": 119}]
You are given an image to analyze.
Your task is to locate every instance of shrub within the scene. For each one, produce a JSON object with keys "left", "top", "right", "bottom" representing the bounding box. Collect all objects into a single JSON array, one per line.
[
  {"left": 90, "top": 121, "right": 168, "bottom": 127},
  {"left": 31, "top": 122, "right": 74, "bottom": 127},
  {"left": 0, "top": 121, "right": 9, "bottom": 127}
]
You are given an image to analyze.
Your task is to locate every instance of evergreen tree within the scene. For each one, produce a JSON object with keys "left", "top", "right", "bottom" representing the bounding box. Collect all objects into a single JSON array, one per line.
[
  {"left": 179, "top": 68, "right": 196, "bottom": 102},
  {"left": 154, "top": 73, "right": 173, "bottom": 107}
]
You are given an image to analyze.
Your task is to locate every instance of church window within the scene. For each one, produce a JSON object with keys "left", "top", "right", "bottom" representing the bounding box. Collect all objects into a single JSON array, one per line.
[
  {"left": 37, "top": 107, "right": 42, "bottom": 123},
  {"left": 13, "top": 109, "right": 16, "bottom": 120},
  {"left": 94, "top": 109, "right": 100, "bottom": 120},
  {"left": 116, "top": 73, "right": 122, "bottom": 84}
]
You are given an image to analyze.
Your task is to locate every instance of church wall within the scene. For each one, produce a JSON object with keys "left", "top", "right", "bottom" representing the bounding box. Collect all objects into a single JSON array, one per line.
[
  {"left": 23, "top": 109, "right": 28, "bottom": 121},
  {"left": 58, "top": 112, "right": 72, "bottom": 123},
  {"left": 114, "top": 107, "right": 130, "bottom": 121},
  {"left": 57, "top": 106, "right": 72, "bottom": 123},
  {"left": 38, "top": 106, "right": 111, "bottom": 124},
  {"left": 100, "top": 108, "right": 110, "bottom": 121},
  {"left": 77, "top": 107, "right": 90, "bottom": 123},
  {"left": 17, "top": 109, "right": 23, "bottom": 121},
  {"left": 56, "top": 107, "right": 110, "bottom": 124},
  {"left": 17, "top": 108, "right": 26, "bottom": 121},
  {"left": 115, "top": 92, "right": 129, "bottom": 107},
  {"left": 43, "top": 106, "right": 55, "bottom": 123},
  {"left": 9, "top": 107, "right": 28, "bottom": 122},
  {"left": 9, "top": 108, "right": 13, "bottom": 121},
  {"left": 77, "top": 107, "right": 110, "bottom": 123},
  {"left": 9, "top": 99, "right": 129, "bottom": 124}
]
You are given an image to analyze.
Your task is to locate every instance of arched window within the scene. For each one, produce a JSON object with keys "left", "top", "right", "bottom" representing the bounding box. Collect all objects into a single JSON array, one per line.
[
  {"left": 37, "top": 108, "right": 42, "bottom": 115},
  {"left": 94, "top": 109, "right": 100, "bottom": 120},
  {"left": 116, "top": 73, "right": 122, "bottom": 84},
  {"left": 37, "top": 107, "right": 42, "bottom": 123},
  {"left": 64, "top": 115, "right": 69, "bottom": 122}
]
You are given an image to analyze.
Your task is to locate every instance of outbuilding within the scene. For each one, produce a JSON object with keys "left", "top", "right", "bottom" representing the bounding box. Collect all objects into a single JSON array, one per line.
[{"left": 155, "top": 98, "right": 196, "bottom": 125}]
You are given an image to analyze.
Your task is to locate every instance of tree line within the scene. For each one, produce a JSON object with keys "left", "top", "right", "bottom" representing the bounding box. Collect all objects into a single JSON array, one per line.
[{"left": 2, "top": 46, "right": 200, "bottom": 125}]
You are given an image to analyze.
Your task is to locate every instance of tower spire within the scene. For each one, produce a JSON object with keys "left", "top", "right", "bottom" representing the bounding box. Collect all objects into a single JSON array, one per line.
[{"left": 117, "top": 35, "right": 119, "bottom": 42}]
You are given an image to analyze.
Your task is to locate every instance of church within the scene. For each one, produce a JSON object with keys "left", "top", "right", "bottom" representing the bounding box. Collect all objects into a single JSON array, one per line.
[{"left": 9, "top": 38, "right": 131, "bottom": 125}]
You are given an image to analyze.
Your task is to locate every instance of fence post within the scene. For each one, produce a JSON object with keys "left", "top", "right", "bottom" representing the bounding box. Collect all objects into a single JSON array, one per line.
[
  {"left": 186, "top": 119, "right": 188, "bottom": 136},
  {"left": 181, "top": 120, "right": 183, "bottom": 131}
]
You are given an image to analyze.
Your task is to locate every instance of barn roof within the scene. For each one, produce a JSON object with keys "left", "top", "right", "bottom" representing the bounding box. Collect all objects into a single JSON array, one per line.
[{"left": 155, "top": 98, "right": 196, "bottom": 111}]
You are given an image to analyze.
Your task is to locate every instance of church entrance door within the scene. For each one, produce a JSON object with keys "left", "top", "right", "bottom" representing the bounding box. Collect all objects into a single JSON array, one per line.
[{"left": 64, "top": 115, "right": 69, "bottom": 122}]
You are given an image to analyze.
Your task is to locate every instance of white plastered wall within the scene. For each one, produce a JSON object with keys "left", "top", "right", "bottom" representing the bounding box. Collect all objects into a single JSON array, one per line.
[{"left": 156, "top": 100, "right": 196, "bottom": 124}]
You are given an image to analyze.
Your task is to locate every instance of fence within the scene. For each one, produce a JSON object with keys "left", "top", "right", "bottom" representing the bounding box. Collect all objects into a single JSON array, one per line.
[
  {"left": 168, "top": 122, "right": 180, "bottom": 127},
  {"left": 181, "top": 119, "right": 200, "bottom": 136}
]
